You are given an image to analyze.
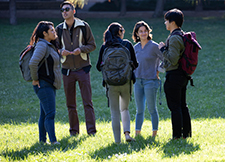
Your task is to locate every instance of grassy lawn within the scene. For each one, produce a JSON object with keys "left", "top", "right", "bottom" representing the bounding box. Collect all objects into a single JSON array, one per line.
[{"left": 0, "top": 15, "right": 225, "bottom": 161}]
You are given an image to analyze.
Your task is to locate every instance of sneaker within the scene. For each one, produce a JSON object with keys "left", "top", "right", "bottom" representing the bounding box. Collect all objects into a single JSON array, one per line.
[
  {"left": 52, "top": 141, "right": 60, "bottom": 145},
  {"left": 125, "top": 135, "right": 136, "bottom": 142}
]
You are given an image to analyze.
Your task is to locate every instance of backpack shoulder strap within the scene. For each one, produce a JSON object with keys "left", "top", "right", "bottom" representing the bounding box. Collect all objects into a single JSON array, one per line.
[
  {"left": 80, "top": 23, "right": 87, "bottom": 45},
  {"left": 38, "top": 44, "right": 50, "bottom": 76},
  {"left": 57, "top": 23, "right": 63, "bottom": 48}
]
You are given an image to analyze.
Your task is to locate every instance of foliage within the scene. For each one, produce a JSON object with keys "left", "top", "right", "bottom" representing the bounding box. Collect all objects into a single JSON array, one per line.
[
  {"left": 89, "top": 0, "right": 225, "bottom": 11},
  {"left": 67, "top": 0, "right": 89, "bottom": 8},
  {"left": 0, "top": 16, "right": 225, "bottom": 161}
]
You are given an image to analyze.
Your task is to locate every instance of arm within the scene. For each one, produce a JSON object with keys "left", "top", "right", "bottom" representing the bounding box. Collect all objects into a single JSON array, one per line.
[
  {"left": 127, "top": 41, "right": 138, "bottom": 69},
  {"left": 96, "top": 45, "right": 105, "bottom": 71},
  {"left": 161, "top": 35, "right": 183, "bottom": 65},
  {"left": 79, "top": 22, "right": 96, "bottom": 54}
]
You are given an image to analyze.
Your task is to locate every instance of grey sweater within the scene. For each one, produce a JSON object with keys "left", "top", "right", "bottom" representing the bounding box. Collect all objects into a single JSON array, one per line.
[
  {"left": 134, "top": 40, "right": 163, "bottom": 80},
  {"left": 29, "top": 39, "right": 61, "bottom": 89}
]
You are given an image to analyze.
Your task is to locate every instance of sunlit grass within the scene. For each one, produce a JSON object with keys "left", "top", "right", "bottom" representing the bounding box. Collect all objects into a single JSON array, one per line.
[
  {"left": 1, "top": 119, "right": 225, "bottom": 161},
  {"left": 0, "top": 16, "right": 225, "bottom": 161}
]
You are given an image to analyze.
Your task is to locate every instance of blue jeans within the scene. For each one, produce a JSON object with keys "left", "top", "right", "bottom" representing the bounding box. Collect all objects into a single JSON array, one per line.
[
  {"left": 134, "top": 78, "right": 160, "bottom": 131},
  {"left": 33, "top": 79, "right": 57, "bottom": 143}
]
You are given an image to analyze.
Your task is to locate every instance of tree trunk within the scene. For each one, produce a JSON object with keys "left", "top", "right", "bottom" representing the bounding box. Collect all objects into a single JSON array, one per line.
[
  {"left": 195, "top": 0, "right": 203, "bottom": 11},
  {"left": 114, "top": 0, "right": 119, "bottom": 8},
  {"left": 120, "top": 0, "right": 126, "bottom": 16},
  {"left": 9, "top": 0, "right": 17, "bottom": 25},
  {"left": 153, "top": 0, "right": 165, "bottom": 18}
]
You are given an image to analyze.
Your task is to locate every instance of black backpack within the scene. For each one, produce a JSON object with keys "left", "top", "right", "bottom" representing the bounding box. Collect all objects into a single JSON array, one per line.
[{"left": 100, "top": 42, "right": 133, "bottom": 86}]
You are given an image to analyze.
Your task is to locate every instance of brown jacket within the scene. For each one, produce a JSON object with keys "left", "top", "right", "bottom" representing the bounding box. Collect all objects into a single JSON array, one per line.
[{"left": 56, "top": 18, "right": 96, "bottom": 70}]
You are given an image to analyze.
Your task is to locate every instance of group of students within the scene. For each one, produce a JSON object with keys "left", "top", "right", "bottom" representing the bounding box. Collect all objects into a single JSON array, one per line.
[{"left": 28, "top": 1, "right": 192, "bottom": 145}]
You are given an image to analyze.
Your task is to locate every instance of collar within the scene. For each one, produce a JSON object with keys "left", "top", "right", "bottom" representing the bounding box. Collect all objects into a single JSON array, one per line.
[
  {"left": 171, "top": 28, "right": 182, "bottom": 35},
  {"left": 63, "top": 18, "right": 85, "bottom": 30},
  {"left": 38, "top": 38, "right": 51, "bottom": 45},
  {"left": 117, "top": 37, "right": 123, "bottom": 43}
]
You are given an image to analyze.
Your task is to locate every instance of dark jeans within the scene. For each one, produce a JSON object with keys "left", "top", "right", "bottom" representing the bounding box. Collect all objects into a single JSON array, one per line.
[
  {"left": 164, "top": 70, "right": 192, "bottom": 138},
  {"left": 33, "top": 79, "right": 57, "bottom": 143},
  {"left": 63, "top": 69, "right": 96, "bottom": 135}
]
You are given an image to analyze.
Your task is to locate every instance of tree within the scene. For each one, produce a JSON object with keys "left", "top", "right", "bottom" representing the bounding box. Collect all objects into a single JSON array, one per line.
[
  {"left": 68, "top": 0, "right": 88, "bottom": 8},
  {"left": 120, "top": 0, "right": 126, "bottom": 16},
  {"left": 153, "top": 0, "right": 165, "bottom": 18},
  {"left": 108, "top": 0, "right": 126, "bottom": 16},
  {"left": 195, "top": 0, "right": 203, "bottom": 11},
  {"left": 9, "top": 0, "right": 17, "bottom": 25}
]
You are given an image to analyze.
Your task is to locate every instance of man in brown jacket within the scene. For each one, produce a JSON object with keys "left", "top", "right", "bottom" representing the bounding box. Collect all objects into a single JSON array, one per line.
[{"left": 56, "top": 1, "right": 97, "bottom": 136}]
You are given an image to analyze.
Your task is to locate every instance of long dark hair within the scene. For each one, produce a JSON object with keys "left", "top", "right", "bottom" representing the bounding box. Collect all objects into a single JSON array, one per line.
[
  {"left": 132, "top": 21, "right": 152, "bottom": 43},
  {"left": 29, "top": 21, "right": 58, "bottom": 48},
  {"left": 103, "top": 22, "right": 124, "bottom": 46}
]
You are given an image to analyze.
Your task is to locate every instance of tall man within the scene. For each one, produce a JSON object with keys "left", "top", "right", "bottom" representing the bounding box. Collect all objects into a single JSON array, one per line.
[{"left": 56, "top": 1, "right": 97, "bottom": 136}]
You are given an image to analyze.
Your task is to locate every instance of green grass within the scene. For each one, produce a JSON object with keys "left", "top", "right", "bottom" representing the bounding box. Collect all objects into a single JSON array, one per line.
[{"left": 0, "top": 15, "right": 225, "bottom": 161}]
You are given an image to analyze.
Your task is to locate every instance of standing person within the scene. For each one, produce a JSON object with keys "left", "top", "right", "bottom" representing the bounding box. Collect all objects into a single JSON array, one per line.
[
  {"left": 158, "top": 8, "right": 192, "bottom": 139},
  {"left": 132, "top": 21, "right": 163, "bottom": 137},
  {"left": 56, "top": 1, "right": 97, "bottom": 136},
  {"left": 96, "top": 22, "right": 138, "bottom": 143},
  {"left": 29, "top": 21, "right": 61, "bottom": 144}
]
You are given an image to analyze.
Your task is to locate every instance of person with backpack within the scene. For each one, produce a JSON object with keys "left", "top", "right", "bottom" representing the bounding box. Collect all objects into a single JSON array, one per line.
[
  {"left": 132, "top": 21, "right": 163, "bottom": 137},
  {"left": 55, "top": 1, "right": 97, "bottom": 136},
  {"left": 96, "top": 22, "right": 138, "bottom": 144},
  {"left": 29, "top": 21, "right": 61, "bottom": 144},
  {"left": 158, "top": 8, "right": 192, "bottom": 139}
]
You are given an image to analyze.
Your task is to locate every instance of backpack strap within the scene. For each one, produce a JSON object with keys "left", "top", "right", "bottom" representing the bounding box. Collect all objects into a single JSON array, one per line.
[
  {"left": 57, "top": 23, "right": 63, "bottom": 48},
  {"left": 38, "top": 44, "right": 50, "bottom": 76},
  {"left": 80, "top": 24, "right": 87, "bottom": 45},
  {"left": 105, "top": 84, "right": 110, "bottom": 107},
  {"left": 121, "top": 41, "right": 133, "bottom": 102}
]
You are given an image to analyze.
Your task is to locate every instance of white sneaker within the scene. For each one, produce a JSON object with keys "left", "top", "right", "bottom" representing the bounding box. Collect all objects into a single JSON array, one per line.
[{"left": 52, "top": 141, "right": 60, "bottom": 145}]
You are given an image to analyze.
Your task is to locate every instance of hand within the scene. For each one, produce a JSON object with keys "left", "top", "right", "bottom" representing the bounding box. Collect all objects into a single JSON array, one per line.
[
  {"left": 71, "top": 48, "right": 81, "bottom": 56},
  {"left": 32, "top": 80, "right": 40, "bottom": 88},
  {"left": 158, "top": 42, "right": 165, "bottom": 49},
  {"left": 61, "top": 49, "right": 71, "bottom": 56},
  {"left": 156, "top": 71, "right": 160, "bottom": 80}
]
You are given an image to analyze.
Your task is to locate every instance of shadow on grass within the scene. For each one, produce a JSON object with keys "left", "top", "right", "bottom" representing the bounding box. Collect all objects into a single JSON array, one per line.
[
  {"left": 90, "top": 135, "right": 160, "bottom": 160},
  {"left": 1, "top": 135, "right": 88, "bottom": 160},
  {"left": 160, "top": 138, "right": 200, "bottom": 158}
]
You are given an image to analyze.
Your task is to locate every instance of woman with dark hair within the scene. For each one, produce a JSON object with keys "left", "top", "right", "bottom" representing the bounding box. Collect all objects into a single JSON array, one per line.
[
  {"left": 132, "top": 21, "right": 163, "bottom": 137},
  {"left": 29, "top": 21, "right": 61, "bottom": 144},
  {"left": 96, "top": 22, "right": 138, "bottom": 143}
]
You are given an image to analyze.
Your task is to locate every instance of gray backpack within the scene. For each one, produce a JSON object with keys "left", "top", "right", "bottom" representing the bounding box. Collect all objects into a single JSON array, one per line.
[
  {"left": 19, "top": 44, "right": 50, "bottom": 82},
  {"left": 101, "top": 42, "right": 132, "bottom": 86}
]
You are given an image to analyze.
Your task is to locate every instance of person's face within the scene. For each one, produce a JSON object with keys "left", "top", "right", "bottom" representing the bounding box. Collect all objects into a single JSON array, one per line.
[
  {"left": 164, "top": 19, "right": 171, "bottom": 31},
  {"left": 44, "top": 25, "right": 57, "bottom": 42},
  {"left": 136, "top": 26, "right": 148, "bottom": 41},
  {"left": 61, "top": 4, "right": 74, "bottom": 20},
  {"left": 118, "top": 28, "right": 125, "bottom": 39},
  {"left": 164, "top": 19, "right": 176, "bottom": 32}
]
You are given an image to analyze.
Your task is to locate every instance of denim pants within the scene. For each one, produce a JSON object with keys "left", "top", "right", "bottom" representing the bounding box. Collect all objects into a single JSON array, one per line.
[
  {"left": 108, "top": 82, "right": 131, "bottom": 143},
  {"left": 134, "top": 78, "right": 159, "bottom": 131},
  {"left": 63, "top": 69, "right": 96, "bottom": 135},
  {"left": 164, "top": 72, "right": 192, "bottom": 138},
  {"left": 33, "top": 79, "right": 57, "bottom": 143}
]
